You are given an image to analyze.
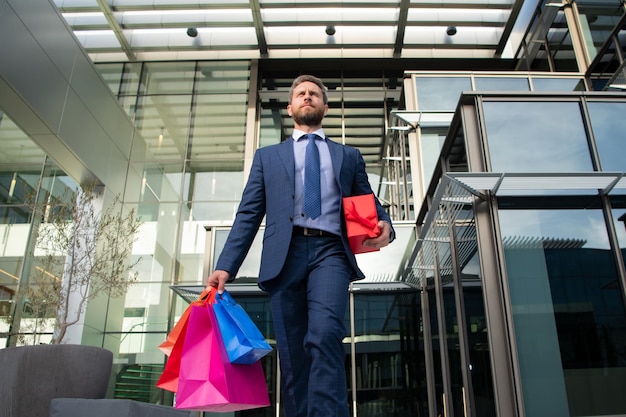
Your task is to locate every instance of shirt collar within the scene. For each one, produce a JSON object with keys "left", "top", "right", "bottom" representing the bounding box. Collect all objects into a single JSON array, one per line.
[{"left": 293, "top": 128, "right": 325, "bottom": 141}]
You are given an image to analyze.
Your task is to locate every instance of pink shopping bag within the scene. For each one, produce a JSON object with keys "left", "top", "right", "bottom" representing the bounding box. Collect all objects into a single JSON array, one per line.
[
  {"left": 157, "top": 289, "right": 215, "bottom": 392},
  {"left": 175, "top": 300, "right": 271, "bottom": 412}
]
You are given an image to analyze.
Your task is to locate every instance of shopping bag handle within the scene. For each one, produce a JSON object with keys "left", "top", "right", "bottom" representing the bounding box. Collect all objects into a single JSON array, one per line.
[
  {"left": 197, "top": 287, "right": 218, "bottom": 305},
  {"left": 215, "top": 290, "right": 236, "bottom": 305}
]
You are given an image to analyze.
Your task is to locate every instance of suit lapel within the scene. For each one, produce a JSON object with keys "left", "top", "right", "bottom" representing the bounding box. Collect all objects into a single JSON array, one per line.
[
  {"left": 277, "top": 136, "right": 343, "bottom": 191},
  {"left": 325, "top": 138, "right": 344, "bottom": 192},
  {"left": 277, "top": 138, "right": 295, "bottom": 185}
]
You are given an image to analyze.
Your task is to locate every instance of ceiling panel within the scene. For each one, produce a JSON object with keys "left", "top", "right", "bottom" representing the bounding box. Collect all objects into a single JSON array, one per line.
[{"left": 53, "top": 0, "right": 524, "bottom": 62}]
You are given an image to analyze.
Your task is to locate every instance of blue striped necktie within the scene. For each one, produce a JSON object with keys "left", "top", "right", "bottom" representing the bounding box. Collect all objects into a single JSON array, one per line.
[{"left": 303, "top": 134, "right": 322, "bottom": 219}]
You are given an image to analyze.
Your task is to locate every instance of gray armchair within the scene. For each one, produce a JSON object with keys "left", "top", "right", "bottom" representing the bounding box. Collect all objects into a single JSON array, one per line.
[
  {"left": 49, "top": 399, "right": 191, "bottom": 417},
  {"left": 0, "top": 344, "right": 189, "bottom": 417},
  {"left": 0, "top": 344, "right": 112, "bottom": 417}
]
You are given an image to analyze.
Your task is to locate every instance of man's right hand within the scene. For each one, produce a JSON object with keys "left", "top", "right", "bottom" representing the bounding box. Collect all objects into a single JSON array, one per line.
[{"left": 206, "top": 269, "right": 230, "bottom": 294}]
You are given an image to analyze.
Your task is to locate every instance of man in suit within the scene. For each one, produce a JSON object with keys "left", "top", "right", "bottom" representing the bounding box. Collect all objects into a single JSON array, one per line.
[{"left": 207, "top": 74, "right": 394, "bottom": 417}]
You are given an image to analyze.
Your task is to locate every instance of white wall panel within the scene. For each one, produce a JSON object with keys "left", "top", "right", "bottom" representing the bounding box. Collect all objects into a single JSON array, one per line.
[{"left": 0, "top": 0, "right": 141, "bottom": 198}]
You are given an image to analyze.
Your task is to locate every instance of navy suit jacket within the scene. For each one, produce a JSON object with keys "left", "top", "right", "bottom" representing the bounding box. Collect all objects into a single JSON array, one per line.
[{"left": 215, "top": 137, "right": 394, "bottom": 286}]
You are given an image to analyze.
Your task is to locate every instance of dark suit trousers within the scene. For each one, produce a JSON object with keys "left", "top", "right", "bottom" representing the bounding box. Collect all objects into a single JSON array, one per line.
[{"left": 264, "top": 233, "right": 352, "bottom": 417}]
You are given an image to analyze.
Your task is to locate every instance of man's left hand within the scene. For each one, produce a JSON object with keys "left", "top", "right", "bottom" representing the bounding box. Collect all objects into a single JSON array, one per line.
[{"left": 363, "top": 220, "right": 392, "bottom": 249}]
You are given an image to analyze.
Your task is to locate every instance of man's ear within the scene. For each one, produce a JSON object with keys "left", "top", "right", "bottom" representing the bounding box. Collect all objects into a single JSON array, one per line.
[
  {"left": 287, "top": 104, "right": 293, "bottom": 117},
  {"left": 323, "top": 104, "right": 329, "bottom": 116}
]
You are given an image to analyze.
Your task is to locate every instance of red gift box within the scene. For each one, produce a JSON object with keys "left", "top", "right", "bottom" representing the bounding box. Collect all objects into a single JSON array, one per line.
[{"left": 343, "top": 194, "right": 381, "bottom": 254}]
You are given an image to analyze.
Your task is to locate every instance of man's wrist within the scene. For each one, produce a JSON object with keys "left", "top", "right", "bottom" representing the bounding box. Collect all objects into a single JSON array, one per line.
[{"left": 384, "top": 221, "right": 395, "bottom": 243}]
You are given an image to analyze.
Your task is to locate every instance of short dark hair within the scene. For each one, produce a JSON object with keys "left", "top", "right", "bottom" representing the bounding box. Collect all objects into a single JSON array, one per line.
[{"left": 288, "top": 75, "right": 328, "bottom": 105}]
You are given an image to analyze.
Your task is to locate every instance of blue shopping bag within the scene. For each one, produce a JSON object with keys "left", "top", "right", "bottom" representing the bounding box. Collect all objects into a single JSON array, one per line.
[{"left": 213, "top": 290, "right": 272, "bottom": 364}]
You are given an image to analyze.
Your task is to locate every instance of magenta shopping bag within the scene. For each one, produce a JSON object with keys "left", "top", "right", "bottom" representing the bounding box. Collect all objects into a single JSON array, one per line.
[
  {"left": 157, "top": 289, "right": 215, "bottom": 393},
  {"left": 175, "top": 301, "right": 271, "bottom": 412}
]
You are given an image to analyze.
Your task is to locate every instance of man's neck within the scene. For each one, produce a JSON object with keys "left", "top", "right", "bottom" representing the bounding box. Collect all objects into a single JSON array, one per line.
[{"left": 293, "top": 123, "right": 322, "bottom": 133}]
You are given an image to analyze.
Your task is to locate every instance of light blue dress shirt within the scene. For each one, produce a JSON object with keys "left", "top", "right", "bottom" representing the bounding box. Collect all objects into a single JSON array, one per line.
[{"left": 292, "top": 129, "right": 342, "bottom": 236}]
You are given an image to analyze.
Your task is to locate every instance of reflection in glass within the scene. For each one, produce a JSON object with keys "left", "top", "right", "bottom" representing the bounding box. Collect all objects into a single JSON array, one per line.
[
  {"left": 178, "top": 221, "right": 206, "bottom": 284},
  {"left": 189, "top": 169, "right": 244, "bottom": 201},
  {"left": 352, "top": 291, "right": 424, "bottom": 417},
  {"left": 0, "top": 113, "right": 46, "bottom": 165},
  {"left": 109, "top": 282, "right": 172, "bottom": 338},
  {"left": 118, "top": 62, "right": 143, "bottom": 97},
  {"left": 428, "top": 289, "right": 444, "bottom": 416},
  {"left": 212, "top": 228, "right": 263, "bottom": 278},
  {"left": 474, "top": 77, "right": 529, "bottom": 91},
  {"left": 576, "top": 1, "right": 625, "bottom": 63},
  {"left": 455, "top": 203, "right": 496, "bottom": 416},
  {"left": 134, "top": 94, "right": 193, "bottom": 161},
  {"left": 483, "top": 101, "right": 593, "bottom": 172},
  {"left": 132, "top": 201, "right": 180, "bottom": 280},
  {"left": 142, "top": 62, "right": 197, "bottom": 95},
  {"left": 446, "top": 125, "right": 469, "bottom": 174},
  {"left": 610, "top": 195, "right": 626, "bottom": 277},
  {"left": 415, "top": 77, "right": 472, "bottom": 111},
  {"left": 259, "top": 107, "right": 284, "bottom": 148},
  {"left": 134, "top": 163, "right": 184, "bottom": 204},
  {"left": 587, "top": 101, "right": 626, "bottom": 171},
  {"left": 195, "top": 62, "right": 250, "bottom": 94},
  {"left": 189, "top": 93, "right": 248, "bottom": 160},
  {"left": 96, "top": 63, "right": 124, "bottom": 96},
  {"left": 499, "top": 207, "right": 626, "bottom": 416},
  {"left": 420, "top": 127, "right": 448, "bottom": 190},
  {"left": 185, "top": 161, "right": 244, "bottom": 222},
  {"left": 532, "top": 77, "right": 586, "bottom": 92},
  {"left": 7, "top": 170, "right": 77, "bottom": 346}
]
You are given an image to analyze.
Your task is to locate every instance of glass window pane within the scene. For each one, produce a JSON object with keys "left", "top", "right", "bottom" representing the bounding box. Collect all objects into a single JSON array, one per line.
[
  {"left": 184, "top": 160, "right": 244, "bottom": 222},
  {"left": 474, "top": 77, "right": 530, "bottom": 91},
  {"left": 420, "top": 127, "right": 448, "bottom": 189},
  {"left": 587, "top": 101, "right": 626, "bottom": 171},
  {"left": 0, "top": 284, "right": 17, "bottom": 342},
  {"left": 118, "top": 62, "right": 142, "bottom": 97},
  {"left": 142, "top": 62, "right": 197, "bottom": 95},
  {"left": 353, "top": 291, "right": 425, "bottom": 416},
  {"left": 446, "top": 125, "right": 469, "bottom": 173},
  {"left": 611, "top": 195, "right": 626, "bottom": 270},
  {"left": 195, "top": 62, "right": 250, "bottom": 94},
  {"left": 135, "top": 95, "right": 193, "bottom": 162},
  {"left": 131, "top": 162, "right": 183, "bottom": 203},
  {"left": 260, "top": 107, "right": 284, "bottom": 147},
  {"left": 415, "top": 77, "right": 472, "bottom": 111},
  {"left": 498, "top": 206, "right": 626, "bottom": 416},
  {"left": 189, "top": 93, "right": 248, "bottom": 160},
  {"left": 483, "top": 101, "right": 593, "bottom": 172},
  {"left": 576, "top": 1, "right": 625, "bottom": 63},
  {"left": 0, "top": 112, "right": 46, "bottom": 165},
  {"left": 188, "top": 169, "right": 244, "bottom": 203},
  {"left": 189, "top": 201, "right": 238, "bottom": 223},
  {"left": 178, "top": 218, "right": 206, "bottom": 285},
  {"left": 212, "top": 227, "right": 263, "bottom": 279},
  {"left": 95, "top": 63, "right": 124, "bottom": 96},
  {"left": 531, "top": 77, "right": 586, "bottom": 91}
]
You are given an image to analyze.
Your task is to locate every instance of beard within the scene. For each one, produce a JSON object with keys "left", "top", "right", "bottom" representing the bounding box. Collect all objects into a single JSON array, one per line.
[{"left": 291, "top": 105, "right": 325, "bottom": 127}]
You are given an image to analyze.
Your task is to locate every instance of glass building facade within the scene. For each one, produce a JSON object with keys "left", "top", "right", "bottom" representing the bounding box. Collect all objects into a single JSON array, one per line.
[{"left": 1, "top": 1, "right": 626, "bottom": 417}]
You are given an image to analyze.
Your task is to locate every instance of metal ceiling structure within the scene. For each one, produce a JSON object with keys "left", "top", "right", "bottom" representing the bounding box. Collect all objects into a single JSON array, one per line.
[
  {"left": 53, "top": 0, "right": 536, "bottom": 63},
  {"left": 49, "top": 0, "right": 549, "bottom": 171},
  {"left": 5, "top": 1, "right": 622, "bottom": 179}
]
